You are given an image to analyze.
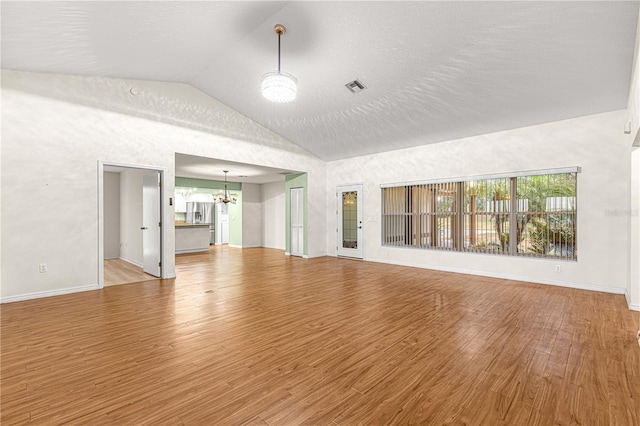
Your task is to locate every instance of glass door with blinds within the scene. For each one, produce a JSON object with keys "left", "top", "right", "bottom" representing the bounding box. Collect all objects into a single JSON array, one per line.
[{"left": 337, "top": 184, "right": 363, "bottom": 258}]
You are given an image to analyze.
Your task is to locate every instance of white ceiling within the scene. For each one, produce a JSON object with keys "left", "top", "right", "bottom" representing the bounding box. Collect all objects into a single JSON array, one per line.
[
  {"left": 2, "top": 2, "right": 638, "bottom": 161},
  {"left": 175, "top": 154, "right": 298, "bottom": 184}
]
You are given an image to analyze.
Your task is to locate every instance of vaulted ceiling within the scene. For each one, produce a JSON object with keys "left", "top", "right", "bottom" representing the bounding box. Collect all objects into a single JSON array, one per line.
[{"left": 2, "top": 1, "right": 638, "bottom": 161}]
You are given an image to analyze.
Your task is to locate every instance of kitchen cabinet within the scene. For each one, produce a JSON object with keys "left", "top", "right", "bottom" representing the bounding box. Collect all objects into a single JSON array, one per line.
[{"left": 175, "top": 193, "right": 187, "bottom": 213}]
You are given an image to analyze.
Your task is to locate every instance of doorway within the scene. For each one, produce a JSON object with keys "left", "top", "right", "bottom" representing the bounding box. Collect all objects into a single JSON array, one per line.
[
  {"left": 337, "top": 184, "right": 363, "bottom": 259},
  {"left": 98, "top": 162, "right": 165, "bottom": 288}
]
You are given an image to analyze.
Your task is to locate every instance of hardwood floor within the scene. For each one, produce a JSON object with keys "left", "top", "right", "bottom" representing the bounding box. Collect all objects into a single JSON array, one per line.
[
  {"left": 104, "top": 258, "right": 159, "bottom": 287},
  {"left": 2, "top": 246, "right": 639, "bottom": 425}
]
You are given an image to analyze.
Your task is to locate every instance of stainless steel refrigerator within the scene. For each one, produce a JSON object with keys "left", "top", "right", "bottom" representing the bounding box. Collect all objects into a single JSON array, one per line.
[{"left": 186, "top": 202, "right": 216, "bottom": 244}]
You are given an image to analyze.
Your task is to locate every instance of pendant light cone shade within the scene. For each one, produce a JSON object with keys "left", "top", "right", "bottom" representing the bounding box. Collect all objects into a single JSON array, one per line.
[{"left": 262, "top": 24, "right": 297, "bottom": 103}]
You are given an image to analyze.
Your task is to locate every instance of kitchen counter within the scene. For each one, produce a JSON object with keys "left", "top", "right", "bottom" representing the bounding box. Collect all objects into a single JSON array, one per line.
[{"left": 175, "top": 223, "right": 211, "bottom": 253}]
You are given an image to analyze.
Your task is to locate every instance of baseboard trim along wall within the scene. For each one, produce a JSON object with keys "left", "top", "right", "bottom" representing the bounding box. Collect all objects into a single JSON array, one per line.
[
  {"left": 365, "top": 257, "right": 637, "bottom": 310},
  {"left": 228, "top": 244, "right": 243, "bottom": 249},
  {"left": 175, "top": 248, "right": 208, "bottom": 255},
  {"left": 305, "top": 253, "right": 327, "bottom": 259},
  {"left": 1, "top": 284, "right": 100, "bottom": 304},
  {"left": 120, "top": 256, "right": 143, "bottom": 268},
  {"left": 625, "top": 290, "right": 640, "bottom": 311}
]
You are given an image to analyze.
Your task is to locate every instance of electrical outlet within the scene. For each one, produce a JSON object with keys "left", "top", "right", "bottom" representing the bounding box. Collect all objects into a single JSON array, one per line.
[
  {"left": 554, "top": 265, "right": 561, "bottom": 273},
  {"left": 39, "top": 263, "right": 47, "bottom": 273}
]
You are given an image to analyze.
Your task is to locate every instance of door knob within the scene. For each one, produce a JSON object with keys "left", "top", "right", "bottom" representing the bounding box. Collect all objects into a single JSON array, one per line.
[{"left": 141, "top": 227, "right": 148, "bottom": 230}]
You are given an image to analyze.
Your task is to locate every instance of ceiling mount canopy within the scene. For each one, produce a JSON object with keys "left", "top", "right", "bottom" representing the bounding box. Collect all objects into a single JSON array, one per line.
[{"left": 261, "top": 24, "right": 297, "bottom": 103}]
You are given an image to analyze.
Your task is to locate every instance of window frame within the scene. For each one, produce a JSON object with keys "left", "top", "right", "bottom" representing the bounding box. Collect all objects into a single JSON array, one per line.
[{"left": 381, "top": 167, "right": 579, "bottom": 261}]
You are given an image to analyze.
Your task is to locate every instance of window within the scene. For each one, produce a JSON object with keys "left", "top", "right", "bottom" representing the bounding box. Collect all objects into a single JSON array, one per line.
[{"left": 381, "top": 169, "right": 578, "bottom": 260}]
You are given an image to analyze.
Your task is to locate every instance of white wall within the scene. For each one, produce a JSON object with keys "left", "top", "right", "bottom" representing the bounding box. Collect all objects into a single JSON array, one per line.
[
  {"left": 626, "top": 7, "right": 640, "bottom": 310},
  {"left": 629, "top": 149, "right": 640, "bottom": 310},
  {"left": 327, "top": 110, "right": 632, "bottom": 301},
  {"left": 262, "top": 181, "right": 286, "bottom": 250},
  {"left": 119, "top": 169, "right": 147, "bottom": 266},
  {"left": 1, "top": 70, "right": 327, "bottom": 301},
  {"left": 103, "top": 172, "right": 120, "bottom": 259},
  {"left": 628, "top": 6, "right": 640, "bottom": 146},
  {"left": 242, "top": 183, "right": 262, "bottom": 248}
]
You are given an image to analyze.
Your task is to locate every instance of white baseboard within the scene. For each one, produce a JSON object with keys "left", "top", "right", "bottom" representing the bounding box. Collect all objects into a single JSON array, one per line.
[
  {"left": 163, "top": 273, "right": 177, "bottom": 279},
  {"left": 175, "top": 248, "right": 208, "bottom": 254},
  {"left": 366, "top": 256, "right": 630, "bottom": 298},
  {"left": 120, "top": 256, "right": 143, "bottom": 268},
  {"left": 304, "top": 253, "right": 327, "bottom": 259},
  {"left": 1, "top": 284, "right": 100, "bottom": 304},
  {"left": 228, "top": 244, "right": 243, "bottom": 249},
  {"left": 625, "top": 289, "right": 640, "bottom": 311},
  {"left": 284, "top": 252, "right": 291, "bottom": 256}
]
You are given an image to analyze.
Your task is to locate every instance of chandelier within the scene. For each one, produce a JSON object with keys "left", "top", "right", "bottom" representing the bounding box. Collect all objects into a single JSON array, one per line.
[
  {"left": 262, "top": 24, "right": 297, "bottom": 103},
  {"left": 213, "top": 171, "right": 238, "bottom": 204}
]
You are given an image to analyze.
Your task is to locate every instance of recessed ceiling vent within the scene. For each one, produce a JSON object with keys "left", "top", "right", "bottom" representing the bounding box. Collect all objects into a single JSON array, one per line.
[{"left": 345, "top": 79, "right": 367, "bottom": 94}]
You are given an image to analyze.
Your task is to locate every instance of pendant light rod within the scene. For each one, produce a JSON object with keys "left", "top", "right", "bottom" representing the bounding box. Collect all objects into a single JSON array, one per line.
[{"left": 274, "top": 24, "right": 285, "bottom": 74}]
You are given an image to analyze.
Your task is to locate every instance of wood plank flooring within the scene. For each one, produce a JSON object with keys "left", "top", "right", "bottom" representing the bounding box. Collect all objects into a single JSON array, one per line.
[
  {"left": 104, "top": 258, "right": 159, "bottom": 287},
  {"left": 2, "top": 246, "right": 639, "bottom": 425}
]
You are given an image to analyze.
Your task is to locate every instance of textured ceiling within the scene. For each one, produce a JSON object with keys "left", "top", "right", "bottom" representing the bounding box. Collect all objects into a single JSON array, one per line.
[
  {"left": 2, "top": 1, "right": 638, "bottom": 161},
  {"left": 175, "top": 154, "right": 298, "bottom": 184}
]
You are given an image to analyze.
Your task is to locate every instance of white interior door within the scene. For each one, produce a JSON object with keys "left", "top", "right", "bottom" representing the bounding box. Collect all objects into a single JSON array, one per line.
[
  {"left": 220, "top": 220, "right": 229, "bottom": 244},
  {"left": 337, "top": 184, "right": 363, "bottom": 258},
  {"left": 142, "top": 172, "right": 161, "bottom": 277},
  {"left": 290, "top": 187, "right": 304, "bottom": 257}
]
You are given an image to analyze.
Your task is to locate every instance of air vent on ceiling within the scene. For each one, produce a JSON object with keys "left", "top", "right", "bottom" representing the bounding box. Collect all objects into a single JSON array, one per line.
[{"left": 345, "top": 79, "right": 367, "bottom": 94}]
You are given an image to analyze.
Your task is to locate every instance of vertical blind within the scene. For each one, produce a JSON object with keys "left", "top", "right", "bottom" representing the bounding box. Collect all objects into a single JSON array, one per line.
[{"left": 381, "top": 169, "right": 578, "bottom": 260}]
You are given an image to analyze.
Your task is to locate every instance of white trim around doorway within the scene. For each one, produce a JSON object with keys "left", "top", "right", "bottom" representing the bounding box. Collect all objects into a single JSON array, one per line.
[{"left": 98, "top": 160, "right": 170, "bottom": 289}]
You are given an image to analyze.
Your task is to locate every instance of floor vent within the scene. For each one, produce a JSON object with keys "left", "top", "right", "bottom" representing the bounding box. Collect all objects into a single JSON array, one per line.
[{"left": 345, "top": 79, "right": 367, "bottom": 93}]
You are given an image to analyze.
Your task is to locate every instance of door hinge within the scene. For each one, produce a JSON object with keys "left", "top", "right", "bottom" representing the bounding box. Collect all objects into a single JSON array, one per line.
[
  {"left": 158, "top": 181, "right": 162, "bottom": 187},
  {"left": 158, "top": 221, "right": 161, "bottom": 227},
  {"left": 159, "top": 261, "right": 162, "bottom": 267}
]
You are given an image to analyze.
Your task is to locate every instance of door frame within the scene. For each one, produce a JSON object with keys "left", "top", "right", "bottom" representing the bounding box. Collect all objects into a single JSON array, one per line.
[
  {"left": 97, "top": 160, "right": 167, "bottom": 289},
  {"left": 290, "top": 187, "right": 304, "bottom": 257},
  {"left": 336, "top": 184, "right": 364, "bottom": 259}
]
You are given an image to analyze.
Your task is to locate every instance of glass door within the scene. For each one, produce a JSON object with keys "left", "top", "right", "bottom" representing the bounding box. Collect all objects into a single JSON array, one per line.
[{"left": 337, "top": 184, "right": 363, "bottom": 258}]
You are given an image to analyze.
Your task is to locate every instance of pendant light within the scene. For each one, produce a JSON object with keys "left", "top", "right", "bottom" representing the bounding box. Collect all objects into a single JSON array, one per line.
[
  {"left": 261, "top": 24, "right": 297, "bottom": 103},
  {"left": 213, "top": 171, "right": 238, "bottom": 204}
]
